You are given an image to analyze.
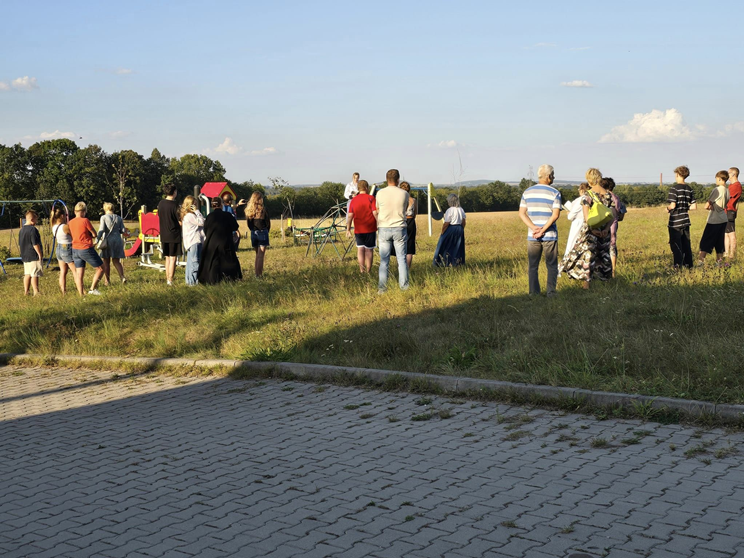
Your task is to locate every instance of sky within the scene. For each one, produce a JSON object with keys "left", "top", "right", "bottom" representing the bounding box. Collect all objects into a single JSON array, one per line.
[{"left": 1, "top": 0, "right": 743, "bottom": 185}]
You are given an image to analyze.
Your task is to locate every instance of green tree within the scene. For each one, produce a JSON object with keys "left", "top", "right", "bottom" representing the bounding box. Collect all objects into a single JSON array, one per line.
[
  {"left": 26, "top": 139, "right": 80, "bottom": 205},
  {"left": 111, "top": 150, "right": 146, "bottom": 219},
  {"left": 166, "top": 154, "right": 227, "bottom": 192},
  {"left": 71, "top": 144, "right": 111, "bottom": 219},
  {"left": 0, "top": 144, "right": 33, "bottom": 201}
]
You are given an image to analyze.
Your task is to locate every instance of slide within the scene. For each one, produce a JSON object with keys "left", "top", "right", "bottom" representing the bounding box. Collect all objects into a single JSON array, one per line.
[{"left": 125, "top": 237, "right": 142, "bottom": 258}]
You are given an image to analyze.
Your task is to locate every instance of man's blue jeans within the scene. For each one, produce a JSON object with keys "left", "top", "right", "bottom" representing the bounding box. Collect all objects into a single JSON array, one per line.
[
  {"left": 378, "top": 227, "right": 409, "bottom": 291},
  {"left": 185, "top": 243, "right": 201, "bottom": 285}
]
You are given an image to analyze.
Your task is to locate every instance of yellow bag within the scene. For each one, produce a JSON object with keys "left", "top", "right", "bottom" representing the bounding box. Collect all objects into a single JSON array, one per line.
[{"left": 586, "top": 192, "right": 613, "bottom": 228}]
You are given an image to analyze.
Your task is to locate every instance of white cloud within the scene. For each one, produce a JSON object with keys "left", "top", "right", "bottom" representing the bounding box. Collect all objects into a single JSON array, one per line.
[
  {"left": 20, "top": 130, "right": 77, "bottom": 142},
  {"left": 115, "top": 68, "right": 133, "bottom": 75},
  {"left": 561, "top": 80, "right": 593, "bottom": 88},
  {"left": 719, "top": 122, "right": 744, "bottom": 136},
  {"left": 533, "top": 42, "right": 556, "bottom": 48},
  {"left": 428, "top": 140, "right": 459, "bottom": 149},
  {"left": 600, "top": 109, "right": 694, "bottom": 143},
  {"left": 212, "top": 137, "right": 243, "bottom": 155},
  {"left": 11, "top": 76, "right": 39, "bottom": 91},
  {"left": 109, "top": 130, "right": 131, "bottom": 139},
  {"left": 39, "top": 130, "right": 76, "bottom": 139},
  {"left": 0, "top": 81, "right": 9, "bottom": 91},
  {"left": 249, "top": 147, "right": 277, "bottom": 156}
]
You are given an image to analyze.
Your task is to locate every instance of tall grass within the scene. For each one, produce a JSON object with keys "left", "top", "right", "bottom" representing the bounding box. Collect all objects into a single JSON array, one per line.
[{"left": 1, "top": 207, "right": 743, "bottom": 404}]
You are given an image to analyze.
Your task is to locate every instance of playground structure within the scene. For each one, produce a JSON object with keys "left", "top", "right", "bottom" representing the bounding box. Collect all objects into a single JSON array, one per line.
[
  {"left": 0, "top": 199, "right": 68, "bottom": 276},
  {"left": 124, "top": 182, "right": 234, "bottom": 270},
  {"left": 293, "top": 182, "right": 442, "bottom": 259}
]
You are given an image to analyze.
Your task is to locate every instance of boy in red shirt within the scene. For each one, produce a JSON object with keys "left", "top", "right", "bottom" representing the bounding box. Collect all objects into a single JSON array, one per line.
[
  {"left": 725, "top": 166, "right": 741, "bottom": 259},
  {"left": 345, "top": 180, "right": 377, "bottom": 273}
]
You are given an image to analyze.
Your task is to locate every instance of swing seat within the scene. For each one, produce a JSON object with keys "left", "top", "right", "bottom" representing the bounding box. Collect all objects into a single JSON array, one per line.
[{"left": 4, "top": 257, "right": 23, "bottom": 264}]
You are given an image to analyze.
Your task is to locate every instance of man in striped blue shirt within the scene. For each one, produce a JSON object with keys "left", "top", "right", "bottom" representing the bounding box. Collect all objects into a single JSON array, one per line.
[{"left": 518, "top": 164, "right": 562, "bottom": 296}]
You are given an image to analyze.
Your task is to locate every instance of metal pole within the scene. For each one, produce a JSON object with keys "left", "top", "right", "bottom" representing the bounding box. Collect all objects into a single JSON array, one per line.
[{"left": 428, "top": 182, "right": 433, "bottom": 237}]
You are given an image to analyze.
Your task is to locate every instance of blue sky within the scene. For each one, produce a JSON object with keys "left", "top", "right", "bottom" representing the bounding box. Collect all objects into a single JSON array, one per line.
[{"left": 2, "top": 0, "right": 743, "bottom": 184}]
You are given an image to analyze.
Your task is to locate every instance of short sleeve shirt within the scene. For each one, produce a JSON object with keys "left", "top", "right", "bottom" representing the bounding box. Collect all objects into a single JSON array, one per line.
[
  {"left": 520, "top": 184, "right": 562, "bottom": 241},
  {"left": 707, "top": 186, "right": 729, "bottom": 225},
  {"left": 667, "top": 183, "right": 696, "bottom": 229},
  {"left": 157, "top": 199, "right": 182, "bottom": 243},
  {"left": 68, "top": 217, "right": 96, "bottom": 249},
  {"left": 19, "top": 225, "right": 42, "bottom": 262},
  {"left": 348, "top": 193, "right": 377, "bottom": 234},
  {"left": 444, "top": 207, "right": 466, "bottom": 225}
]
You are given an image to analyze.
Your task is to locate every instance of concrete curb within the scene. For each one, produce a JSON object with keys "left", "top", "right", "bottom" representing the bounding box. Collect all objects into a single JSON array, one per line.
[{"left": 2, "top": 353, "right": 742, "bottom": 421}]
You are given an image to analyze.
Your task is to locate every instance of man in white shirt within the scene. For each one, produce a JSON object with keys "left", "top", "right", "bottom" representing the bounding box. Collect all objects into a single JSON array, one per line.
[
  {"left": 375, "top": 169, "right": 409, "bottom": 293},
  {"left": 344, "top": 172, "right": 360, "bottom": 200}
]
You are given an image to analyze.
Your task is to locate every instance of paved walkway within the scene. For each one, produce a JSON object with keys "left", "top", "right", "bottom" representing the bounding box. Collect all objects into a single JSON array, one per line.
[{"left": 1, "top": 365, "right": 743, "bottom": 558}]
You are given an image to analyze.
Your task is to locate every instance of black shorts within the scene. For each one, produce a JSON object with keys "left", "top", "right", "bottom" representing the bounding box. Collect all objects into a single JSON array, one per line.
[
  {"left": 161, "top": 241, "right": 182, "bottom": 257},
  {"left": 355, "top": 232, "right": 376, "bottom": 249},
  {"left": 699, "top": 223, "right": 726, "bottom": 255},
  {"left": 726, "top": 210, "right": 737, "bottom": 233}
]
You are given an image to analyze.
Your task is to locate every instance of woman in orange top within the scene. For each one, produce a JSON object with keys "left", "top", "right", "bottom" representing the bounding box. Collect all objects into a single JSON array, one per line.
[{"left": 68, "top": 201, "right": 104, "bottom": 296}]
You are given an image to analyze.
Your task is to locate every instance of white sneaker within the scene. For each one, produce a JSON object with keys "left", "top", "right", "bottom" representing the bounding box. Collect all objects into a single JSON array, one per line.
[
  {"left": 88, "top": 289, "right": 101, "bottom": 296},
  {"left": 167, "top": 281, "right": 173, "bottom": 286}
]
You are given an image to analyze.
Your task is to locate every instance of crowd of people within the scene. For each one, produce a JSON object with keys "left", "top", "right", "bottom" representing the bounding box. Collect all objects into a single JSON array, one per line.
[
  {"left": 519, "top": 164, "right": 740, "bottom": 295},
  {"left": 15, "top": 164, "right": 741, "bottom": 297},
  {"left": 344, "top": 169, "right": 466, "bottom": 293}
]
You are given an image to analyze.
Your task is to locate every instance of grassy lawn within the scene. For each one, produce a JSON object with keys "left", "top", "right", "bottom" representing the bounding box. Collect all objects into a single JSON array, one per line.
[{"left": 1, "top": 207, "right": 743, "bottom": 404}]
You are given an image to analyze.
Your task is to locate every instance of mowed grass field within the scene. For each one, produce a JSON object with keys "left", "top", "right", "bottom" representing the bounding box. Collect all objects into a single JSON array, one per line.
[{"left": 1, "top": 207, "right": 743, "bottom": 404}]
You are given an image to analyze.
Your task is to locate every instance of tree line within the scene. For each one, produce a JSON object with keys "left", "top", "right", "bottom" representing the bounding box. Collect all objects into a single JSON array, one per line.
[{"left": 0, "top": 140, "right": 714, "bottom": 223}]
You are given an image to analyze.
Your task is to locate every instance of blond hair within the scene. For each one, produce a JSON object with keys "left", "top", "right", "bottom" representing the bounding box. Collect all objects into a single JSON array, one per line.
[
  {"left": 103, "top": 202, "right": 114, "bottom": 213},
  {"left": 180, "top": 195, "right": 196, "bottom": 219},
  {"left": 578, "top": 182, "right": 589, "bottom": 195},
  {"left": 246, "top": 192, "right": 266, "bottom": 220},
  {"left": 74, "top": 201, "right": 87, "bottom": 213},
  {"left": 585, "top": 168, "right": 602, "bottom": 186}
]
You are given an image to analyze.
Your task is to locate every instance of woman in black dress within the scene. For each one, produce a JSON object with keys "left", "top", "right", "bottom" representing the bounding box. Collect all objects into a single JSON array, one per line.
[{"left": 197, "top": 198, "right": 242, "bottom": 285}]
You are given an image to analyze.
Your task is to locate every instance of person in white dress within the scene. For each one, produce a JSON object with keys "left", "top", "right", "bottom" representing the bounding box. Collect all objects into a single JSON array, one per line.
[{"left": 563, "top": 182, "right": 589, "bottom": 259}]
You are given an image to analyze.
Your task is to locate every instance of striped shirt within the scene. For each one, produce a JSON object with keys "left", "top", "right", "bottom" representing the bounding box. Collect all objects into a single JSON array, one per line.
[
  {"left": 520, "top": 184, "right": 562, "bottom": 241},
  {"left": 667, "top": 183, "right": 696, "bottom": 229}
]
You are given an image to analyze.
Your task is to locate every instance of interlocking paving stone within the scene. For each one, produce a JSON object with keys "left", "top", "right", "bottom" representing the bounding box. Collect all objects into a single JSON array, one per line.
[{"left": 1, "top": 364, "right": 744, "bottom": 557}]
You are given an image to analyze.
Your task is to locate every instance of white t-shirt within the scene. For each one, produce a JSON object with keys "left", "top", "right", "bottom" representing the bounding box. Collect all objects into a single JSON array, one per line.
[
  {"left": 344, "top": 181, "right": 359, "bottom": 200},
  {"left": 376, "top": 186, "right": 409, "bottom": 228},
  {"left": 444, "top": 207, "right": 466, "bottom": 225},
  {"left": 53, "top": 223, "right": 72, "bottom": 245}
]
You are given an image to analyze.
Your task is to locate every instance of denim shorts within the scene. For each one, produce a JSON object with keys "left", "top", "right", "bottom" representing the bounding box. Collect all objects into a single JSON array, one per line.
[
  {"left": 72, "top": 247, "right": 103, "bottom": 269},
  {"left": 56, "top": 243, "right": 73, "bottom": 264}
]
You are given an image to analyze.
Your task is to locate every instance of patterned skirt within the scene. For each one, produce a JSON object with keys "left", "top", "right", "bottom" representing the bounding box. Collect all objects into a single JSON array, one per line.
[{"left": 558, "top": 224, "right": 612, "bottom": 282}]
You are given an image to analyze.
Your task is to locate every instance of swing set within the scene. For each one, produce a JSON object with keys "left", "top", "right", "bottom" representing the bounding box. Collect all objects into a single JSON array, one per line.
[{"left": 0, "top": 199, "right": 69, "bottom": 276}]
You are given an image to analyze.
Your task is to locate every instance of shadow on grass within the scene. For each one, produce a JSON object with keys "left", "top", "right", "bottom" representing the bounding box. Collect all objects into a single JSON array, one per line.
[{"left": 277, "top": 279, "right": 744, "bottom": 405}]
